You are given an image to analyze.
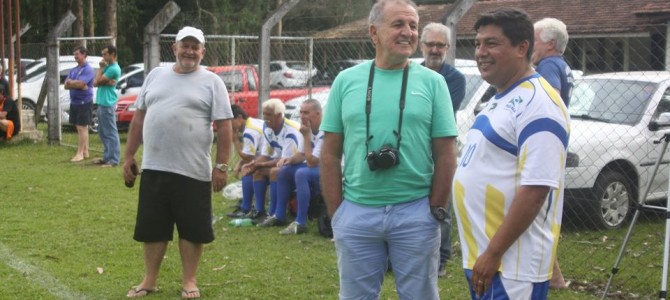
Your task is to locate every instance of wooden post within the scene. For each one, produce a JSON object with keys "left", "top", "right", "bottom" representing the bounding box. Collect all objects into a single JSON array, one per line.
[
  {"left": 442, "top": 0, "right": 476, "bottom": 65},
  {"left": 143, "top": 1, "right": 180, "bottom": 77}
]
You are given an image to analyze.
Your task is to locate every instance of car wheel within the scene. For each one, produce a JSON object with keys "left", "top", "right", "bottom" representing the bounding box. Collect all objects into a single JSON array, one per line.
[
  {"left": 89, "top": 106, "right": 99, "bottom": 134},
  {"left": 21, "top": 99, "right": 36, "bottom": 117},
  {"left": 589, "top": 169, "right": 634, "bottom": 229}
]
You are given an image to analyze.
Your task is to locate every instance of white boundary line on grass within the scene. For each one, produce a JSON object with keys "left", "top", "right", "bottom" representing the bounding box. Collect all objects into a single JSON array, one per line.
[{"left": 0, "top": 241, "right": 90, "bottom": 299}]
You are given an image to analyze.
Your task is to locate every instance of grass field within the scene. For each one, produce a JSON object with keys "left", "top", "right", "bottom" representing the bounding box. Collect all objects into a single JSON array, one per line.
[{"left": 1, "top": 128, "right": 662, "bottom": 299}]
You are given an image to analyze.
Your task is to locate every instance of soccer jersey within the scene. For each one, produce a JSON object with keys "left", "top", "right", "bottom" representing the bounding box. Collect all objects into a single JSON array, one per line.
[
  {"left": 453, "top": 73, "right": 570, "bottom": 282},
  {"left": 260, "top": 118, "right": 304, "bottom": 159},
  {"left": 241, "top": 117, "right": 265, "bottom": 157},
  {"left": 310, "top": 130, "right": 325, "bottom": 158}
]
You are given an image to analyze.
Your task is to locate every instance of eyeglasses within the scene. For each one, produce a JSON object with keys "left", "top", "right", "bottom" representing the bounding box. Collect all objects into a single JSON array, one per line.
[{"left": 423, "top": 42, "right": 448, "bottom": 49}]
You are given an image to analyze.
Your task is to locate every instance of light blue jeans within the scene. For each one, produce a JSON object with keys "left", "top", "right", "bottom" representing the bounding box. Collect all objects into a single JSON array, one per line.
[
  {"left": 97, "top": 105, "right": 120, "bottom": 165},
  {"left": 332, "top": 197, "right": 440, "bottom": 300}
]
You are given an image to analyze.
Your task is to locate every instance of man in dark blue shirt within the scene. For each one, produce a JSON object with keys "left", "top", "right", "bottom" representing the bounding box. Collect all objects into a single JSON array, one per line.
[
  {"left": 533, "top": 18, "right": 574, "bottom": 108},
  {"left": 420, "top": 22, "right": 466, "bottom": 277},
  {"left": 421, "top": 22, "right": 466, "bottom": 117}
]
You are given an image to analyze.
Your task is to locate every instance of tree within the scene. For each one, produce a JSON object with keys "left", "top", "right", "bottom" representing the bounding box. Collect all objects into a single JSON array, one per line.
[
  {"left": 71, "top": 0, "right": 84, "bottom": 38},
  {"left": 105, "top": 0, "right": 116, "bottom": 45}
]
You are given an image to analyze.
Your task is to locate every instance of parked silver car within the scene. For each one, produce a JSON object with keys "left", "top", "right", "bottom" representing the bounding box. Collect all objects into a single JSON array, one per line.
[{"left": 564, "top": 71, "right": 670, "bottom": 229}]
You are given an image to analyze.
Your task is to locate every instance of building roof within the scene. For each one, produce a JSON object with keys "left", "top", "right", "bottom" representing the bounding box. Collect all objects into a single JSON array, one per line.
[{"left": 313, "top": 0, "right": 670, "bottom": 39}]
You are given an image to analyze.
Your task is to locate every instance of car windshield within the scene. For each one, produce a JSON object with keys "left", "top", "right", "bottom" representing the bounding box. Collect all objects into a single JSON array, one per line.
[
  {"left": 217, "top": 70, "right": 243, "bottom": 92},
  {"left": 23, "top": 65, "right": 48, "bottom": 82},
  {"left": 569, "top": 78, "right": 657, "bottom": 125}
]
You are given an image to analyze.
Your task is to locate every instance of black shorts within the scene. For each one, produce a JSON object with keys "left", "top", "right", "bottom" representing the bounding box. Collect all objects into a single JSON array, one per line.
[
  {"left": 69, "top": 102, "right": 93, "bottom": 126},
  {"left": 133, "top": 169, "right": 214, "bottom": 244}
]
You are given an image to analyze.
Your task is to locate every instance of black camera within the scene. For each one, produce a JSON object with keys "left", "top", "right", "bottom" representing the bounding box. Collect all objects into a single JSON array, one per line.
[{"left": 366, "top": 144, "right": 400, "bottom": 171}]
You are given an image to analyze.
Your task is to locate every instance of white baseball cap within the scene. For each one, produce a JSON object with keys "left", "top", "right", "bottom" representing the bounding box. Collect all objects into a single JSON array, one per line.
[{"left": 176, "top": 26, "right": 205, "bottom": 44}]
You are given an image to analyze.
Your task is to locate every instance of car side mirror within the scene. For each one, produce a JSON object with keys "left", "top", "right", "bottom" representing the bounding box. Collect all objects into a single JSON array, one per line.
[
  {"left": 120, "top": 82, "right": 127, "bottom": 94},
  {"left": 649, "top": 112, "right": 670, "bottom": 131}
]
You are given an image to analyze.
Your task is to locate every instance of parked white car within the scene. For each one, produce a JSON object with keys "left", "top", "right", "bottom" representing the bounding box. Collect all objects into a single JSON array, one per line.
[
  {"left": 284, "top": 89, "right": 330, "bottom": 122},
  {"left": 115, "top": 62, "right": 175, "bottom": 98},
  {"left": 269, "top": 60, "right": 318, "bottom": 88},
  {"left": 563, "top": 71, "right": 670, "bottom": 229}
]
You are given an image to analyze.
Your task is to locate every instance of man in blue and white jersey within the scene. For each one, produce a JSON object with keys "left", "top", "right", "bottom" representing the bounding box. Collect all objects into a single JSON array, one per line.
[
  {"left": 228, "top": 104, "right": 265, "bottom": 218},
  {"left": 242, "top": 98, "right": 304, "bottom": 224},
  {"left": 279, "top": 99, "right": 324, "bottom": 235},
  {"left": 453, "top": 8, "right": 570, "bottom": 300}
]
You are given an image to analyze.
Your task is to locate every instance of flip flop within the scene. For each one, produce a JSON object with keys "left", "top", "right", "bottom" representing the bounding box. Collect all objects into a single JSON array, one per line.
[
  {"left": 93, "top": 158, "right": 107, "bottom": 165},
  {"left": 127, "top": 286, "right": 158, "bottom": 298},
  {"left": 181, "top": 288, "right": 200, "bottom": 299}
]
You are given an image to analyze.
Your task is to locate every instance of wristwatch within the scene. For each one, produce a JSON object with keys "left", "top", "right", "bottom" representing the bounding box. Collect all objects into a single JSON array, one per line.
[
  {"left": 215, "top": 163, "right": 229, "bottom": 172},
  {"left": 430, "top": 206, "right": 448, "bottom": 222}
]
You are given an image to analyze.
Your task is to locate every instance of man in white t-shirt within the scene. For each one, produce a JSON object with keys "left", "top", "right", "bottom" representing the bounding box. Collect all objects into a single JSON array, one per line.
[
  {"left": 452, "top": 8, "right": 569, "bottom": 300},
  {"left": 123, "top": 26, "right": 233, "bottom": 299}
]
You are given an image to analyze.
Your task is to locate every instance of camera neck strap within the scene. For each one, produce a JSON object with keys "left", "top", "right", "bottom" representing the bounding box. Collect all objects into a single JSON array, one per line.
[{"left": 365, "top": 61, "right": 409, "bottom": 154}]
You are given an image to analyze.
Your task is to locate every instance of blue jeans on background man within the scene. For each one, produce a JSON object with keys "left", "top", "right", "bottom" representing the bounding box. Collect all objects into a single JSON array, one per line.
[
  {"left": 97, "top": 105, "right": 120, "bottom": 165},
  {"left": 332, "top": 197, "right": 440, "bottom": 300}
]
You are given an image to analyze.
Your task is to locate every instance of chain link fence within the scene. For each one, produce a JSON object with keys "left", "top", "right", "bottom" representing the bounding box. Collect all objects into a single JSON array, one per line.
[{"left": 20, "top": 16, "right": 668, "bottom": 299}]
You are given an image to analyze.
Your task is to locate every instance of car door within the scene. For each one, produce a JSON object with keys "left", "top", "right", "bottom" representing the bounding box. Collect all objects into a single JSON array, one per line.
[
  {"left": 269, "top": 62, "right": 282, "bottom": 86},
  {"left": 644, "top": 86, "right": 670, "bottom": 200}
]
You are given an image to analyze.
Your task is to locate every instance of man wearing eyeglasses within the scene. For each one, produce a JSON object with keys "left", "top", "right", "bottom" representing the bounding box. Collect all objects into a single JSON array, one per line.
[
  {"left": 421, "top": 22, "right": 466, "bottom": 117},
  {"left": 420, "top": 22, "right": 466, "bottom": 278}
]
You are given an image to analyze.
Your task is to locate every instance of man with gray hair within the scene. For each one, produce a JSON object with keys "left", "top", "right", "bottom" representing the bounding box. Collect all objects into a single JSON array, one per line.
[
  {"left": 320, "top": 0, "right": 457, "bottom": 298},
  {"left": 244, "top": 98, "right": 305, "bottom": 227},
  {"left": 532, "top": 17, "right": 574, "bottom": 107},
  {"left": 421, "top": 22, "right": 466, "bottom": 116}
]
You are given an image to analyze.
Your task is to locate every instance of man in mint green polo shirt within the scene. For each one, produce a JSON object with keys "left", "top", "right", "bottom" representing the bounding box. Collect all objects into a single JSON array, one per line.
[
  {"left": 319, "top": 1, "right": 458, "bottom": 298},
  {"left": 94, "top": 45, "right": 122, "bottom": 167}
]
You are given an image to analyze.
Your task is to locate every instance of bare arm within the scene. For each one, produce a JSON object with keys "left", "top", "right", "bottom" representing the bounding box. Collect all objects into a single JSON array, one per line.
[
  {"left": 94, "top": 65, "right": 116, "bottom": 87},
  {"left": 123, "top": 109, "right": 146, "bottom": 184},
  {"left": 64, "top": 79, "right": 88, "bottom": 90},
  {"left": 430, "top": 137, "right": 457, "bottom": 208},
  {"left": 320, "top": 132, "right": 343, "bottom": 218},
  {"left": 301, "top": 124, "right": 319, "bottom": 167},
  {"left": 471, "top": 185, "right": 550, "bottom": 296},
  {"left": 212, "top": 118, "right": 233, "bottom": 192},
  {"left": 286, "top": 152, "right": 306, "bottom": 165}
]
